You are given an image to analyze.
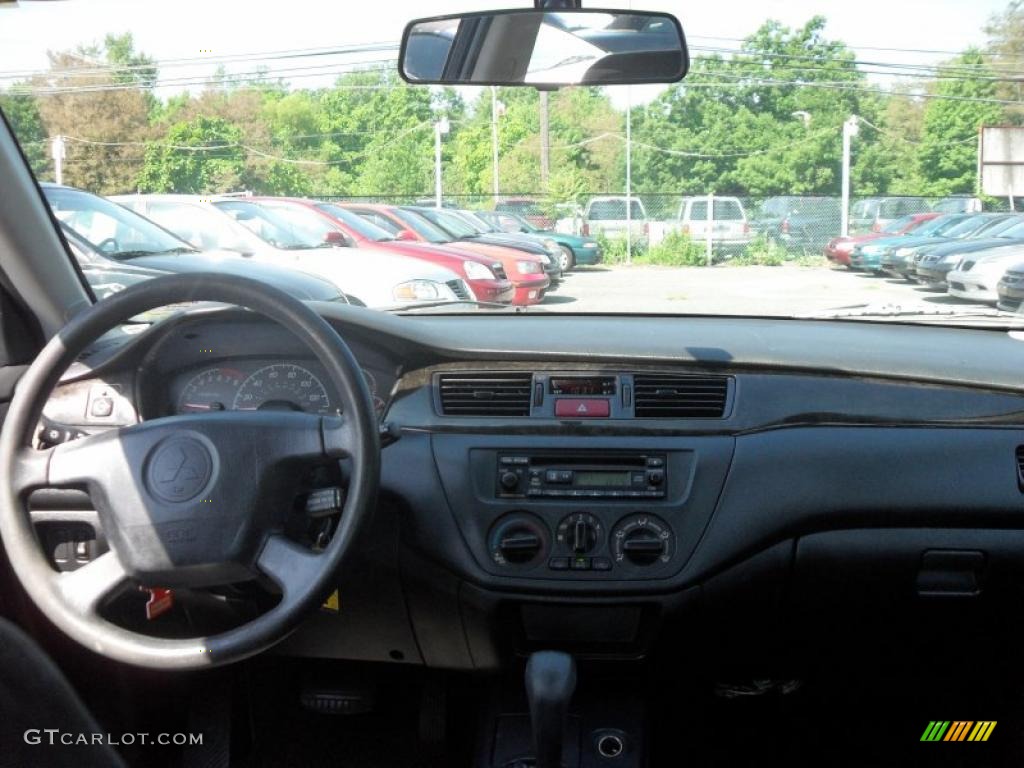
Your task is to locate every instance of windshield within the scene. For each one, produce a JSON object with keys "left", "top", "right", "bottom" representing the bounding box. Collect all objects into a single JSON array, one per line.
[
  {"left": 412, "top": 208, "right": 477, "bottom": 239},
  {"left": 4, "top": 1, "right": 1024, "bottom": 324},
  {"left": 45, "top": 186, "right": 193, "bottom": 259},
  {"left": 213, "top": 201, "right": 320, "bottom": 249},
  {"left": 314, "top": 203, "right": 395, "bottom": 241}
]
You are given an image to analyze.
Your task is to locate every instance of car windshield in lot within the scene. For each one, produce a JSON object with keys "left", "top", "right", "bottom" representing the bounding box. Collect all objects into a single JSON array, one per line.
[
  {"left": 214, "top": 201, "right": 322, "bottom": 250},
  {"left": 3, "top": 1, "right": 1024, "bottom": 324},
  {"left": 46, "top": 186, "right": 194, "bottom": 259}
]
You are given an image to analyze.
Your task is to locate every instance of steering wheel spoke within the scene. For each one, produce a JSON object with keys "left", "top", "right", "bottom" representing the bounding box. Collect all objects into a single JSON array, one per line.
[
  {"left": 256, "top": 533, "right": 324, "bottom": 600},
  {"left": 54, "top": 550, "right": 128, "bottom": 615}
]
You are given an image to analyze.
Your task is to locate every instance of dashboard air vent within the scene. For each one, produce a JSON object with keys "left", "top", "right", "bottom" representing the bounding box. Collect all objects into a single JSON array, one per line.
[
  {"left": 633, "top": 374, "right": 729, "bottom": 418},
  {"left": 1017, "top": 447, "right": 1024, "bottom": 491},
  {"left": 438, "top": 372, "right": 533, "bottom": 416}
]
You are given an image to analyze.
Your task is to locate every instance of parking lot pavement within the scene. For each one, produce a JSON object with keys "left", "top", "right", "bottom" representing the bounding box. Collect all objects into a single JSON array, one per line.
[{"left": 543, "top": 263, "right": 994, "bottom": 316}]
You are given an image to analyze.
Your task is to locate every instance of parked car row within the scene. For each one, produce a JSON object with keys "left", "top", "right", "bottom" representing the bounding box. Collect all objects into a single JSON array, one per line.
[
  {"left": 44, "top": 185, "right": 610, "bottom": 311},
  {"left": 835, "top": 211, "right": 1024, "bottom": 312},
  {"left": 561, "top": 193, "right": 986, "bottom": 255}
]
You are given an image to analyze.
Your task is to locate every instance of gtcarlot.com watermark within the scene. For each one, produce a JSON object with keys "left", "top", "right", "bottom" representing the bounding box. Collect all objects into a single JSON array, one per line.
[{"left": 25, "top": 729, "right": 203, "bottom": 747}]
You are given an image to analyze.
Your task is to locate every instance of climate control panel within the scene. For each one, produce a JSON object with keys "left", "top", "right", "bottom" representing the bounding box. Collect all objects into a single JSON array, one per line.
[{"left": 486, "top": 509, "right": 676, "bottom": 578}]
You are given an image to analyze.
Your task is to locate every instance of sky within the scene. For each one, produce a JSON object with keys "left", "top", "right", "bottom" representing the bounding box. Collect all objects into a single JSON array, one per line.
[{"left": 0, "top": 0, "right": 1012, "bottom": 107}]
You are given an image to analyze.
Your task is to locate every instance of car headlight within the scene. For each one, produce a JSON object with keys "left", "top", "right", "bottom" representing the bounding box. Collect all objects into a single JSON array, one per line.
[
  {"left": 896, "top": 247, "right": 913, "bottom": 257},
  {"left": 517, "top": 260, "right": 542, "bottom": 275},
  {"left": 582, "top": 241, "right": 598, "bottom": 248},
  {"left": 463, "top": 261, "right": 496, "bottom": 281},
  {"left": 392, "top": 280, "right": 452, "bottom": 301},
  {"left": 538, "top": 252, "right": 552, "bottom": 265},
  {"left": 542, "top": 238, "right": 558, "bottom": 255}
]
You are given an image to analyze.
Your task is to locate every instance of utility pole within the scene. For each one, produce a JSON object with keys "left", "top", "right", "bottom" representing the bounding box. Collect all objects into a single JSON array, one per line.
[
  {"left": 51, "top": 135, "right": 66, "bottom": 186},
  {"left": 625, "top": 88, "right": 632, "bottom": 265},
  {"left": 840, "top": 116, "right": 859, "bottom": 237},
  {"left": 491, "top": 87, "right": 503, "bottom": 200},
  {"left": 539, "top": 90, "right": 550, "bottom": 187},
  {"left": 434, "top": 117, "right": 449, "bottom": 209}
]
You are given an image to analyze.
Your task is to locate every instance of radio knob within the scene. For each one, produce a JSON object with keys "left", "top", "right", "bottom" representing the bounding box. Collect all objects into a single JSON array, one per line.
[
  {"left": 647, "top": 470, "right": 665, "bottom": 486},
  {"left": 499, "top": 471, "right": 520, "bottom": 491}
]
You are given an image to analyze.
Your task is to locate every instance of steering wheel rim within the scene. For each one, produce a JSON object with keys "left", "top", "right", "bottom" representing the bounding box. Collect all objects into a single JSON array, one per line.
[{"left": 0, "top": 273, "right": 380, "bottom": 669}]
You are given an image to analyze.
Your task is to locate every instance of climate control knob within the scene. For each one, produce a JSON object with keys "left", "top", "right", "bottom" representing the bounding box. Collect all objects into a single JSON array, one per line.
[
  {"left": 556, "top": 512, "right": 603, "bottom": 555},
  {"left": 611, "top": 514, "right": 674, "bottom": 567},
  {"left": 488, "top": 513, "right": 548, "bottom": 566}
]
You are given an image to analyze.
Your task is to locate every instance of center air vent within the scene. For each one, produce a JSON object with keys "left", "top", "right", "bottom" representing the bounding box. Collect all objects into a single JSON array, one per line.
[
  {"left": 1016, "top": 447, "right": 1024, "bottom": 491},
  {"left": 438, "top": 372, "right": 533, "bottom": 416},
  {"left": 633, "top": 374, "right": 730, "bottom": 418}
]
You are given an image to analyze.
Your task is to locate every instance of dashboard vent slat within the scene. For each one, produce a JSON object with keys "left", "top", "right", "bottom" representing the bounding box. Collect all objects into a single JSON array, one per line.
[
  {"left": 439, "top": 372, "right": 532, "bottom": 416},
  {"left": 633, "top": 374, "right": 729, "bottom": 418}
]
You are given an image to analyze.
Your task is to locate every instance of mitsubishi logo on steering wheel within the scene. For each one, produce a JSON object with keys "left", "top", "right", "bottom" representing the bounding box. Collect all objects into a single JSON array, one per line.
[{"left": 145, "top": 436, "right": 214, "bottom": 503}]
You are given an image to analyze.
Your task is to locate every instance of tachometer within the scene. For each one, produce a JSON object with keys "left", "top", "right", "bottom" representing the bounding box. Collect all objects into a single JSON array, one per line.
[
  {"left": 233, "top": 364, "right": 332, "bottom": 413},
  {"left": 177, "top": 367, "right": 245, "bottom": 414}
]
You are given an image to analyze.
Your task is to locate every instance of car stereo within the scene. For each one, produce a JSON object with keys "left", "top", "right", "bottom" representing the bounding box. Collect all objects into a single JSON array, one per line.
[{"left": 496, "top": 453, "right": 666, "bottom": 499}]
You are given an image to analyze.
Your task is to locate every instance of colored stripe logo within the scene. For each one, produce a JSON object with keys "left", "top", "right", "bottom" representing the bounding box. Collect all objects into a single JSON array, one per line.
[{"left": 921, "top": 721, "right": 996, "bottom": 742}]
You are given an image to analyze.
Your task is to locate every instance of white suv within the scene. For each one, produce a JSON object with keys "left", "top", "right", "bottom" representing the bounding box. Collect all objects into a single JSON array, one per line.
[
  {"left": 582, "top": 196, "right": 648, "bottom": 245},
  {"left": 676, "top": 196, "right": 752, "bottom": 255}
]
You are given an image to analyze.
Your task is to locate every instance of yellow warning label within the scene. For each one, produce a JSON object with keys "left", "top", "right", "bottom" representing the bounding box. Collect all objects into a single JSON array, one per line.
[{"left": 321, "top": 590, "right": 340, "bottom": 613}]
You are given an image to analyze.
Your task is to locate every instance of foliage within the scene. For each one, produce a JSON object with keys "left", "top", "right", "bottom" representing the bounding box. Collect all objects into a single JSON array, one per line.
[
  {"left": 0, "top": 91, "right": 51, "bottom": 178},
  {"left": 732, "top": 235, "right": 788, "bottom": 266},
  {"left": 636, "top": 231, "right": 708, "bottom": 266},
  {"left": 916, "top": 50, "right": 1005, "bottom": 195},
  {"left": 29, "top": 34, "right": 154, "bottom": 193},
  {"left": 137, "top": 117, "right": 246, "bottom": 193},
  {"left": 2, "top": 10, "right": 1022, "bottom": 201}
]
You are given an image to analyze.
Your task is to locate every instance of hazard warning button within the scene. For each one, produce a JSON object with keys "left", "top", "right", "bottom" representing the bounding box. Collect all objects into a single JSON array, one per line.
[{"left": 554, "top": 398, "right": 611, "bottom": 418}]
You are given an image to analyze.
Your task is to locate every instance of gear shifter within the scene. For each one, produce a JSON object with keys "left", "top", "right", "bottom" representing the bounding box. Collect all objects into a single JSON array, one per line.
[{"left": 525, "top": 651, "right": 577, "bottom": 768}]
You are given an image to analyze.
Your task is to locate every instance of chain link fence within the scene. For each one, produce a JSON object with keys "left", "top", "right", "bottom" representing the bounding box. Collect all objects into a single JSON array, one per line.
[{"left": 316, "top": 192, "right": 1011, "bottom": 264}]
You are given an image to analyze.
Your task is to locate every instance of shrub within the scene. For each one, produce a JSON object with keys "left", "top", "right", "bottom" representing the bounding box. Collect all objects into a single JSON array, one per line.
[
  {"left": 635, "top": 230, "right": 708, "bottom": 267},
  {"left": 734, "top": 234, "right": 787, "bottom": 266}
]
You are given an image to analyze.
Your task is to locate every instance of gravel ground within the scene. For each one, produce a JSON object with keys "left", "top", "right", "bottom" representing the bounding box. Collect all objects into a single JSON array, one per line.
[{"left": 541, "top": 263, "right": 991, "bottom": 316}]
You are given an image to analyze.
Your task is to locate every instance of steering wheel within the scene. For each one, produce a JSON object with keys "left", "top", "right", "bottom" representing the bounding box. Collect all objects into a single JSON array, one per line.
[{"left": 0, "top": 273, "right": 380, "bottom": 669}]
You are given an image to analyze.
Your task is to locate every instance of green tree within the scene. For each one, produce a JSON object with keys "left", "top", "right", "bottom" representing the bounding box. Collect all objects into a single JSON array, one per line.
[
  {"left": 985, "top": 1, "right": 1024, "bottom": 121},
  {"left": 138, "top": 116, "right": 246, "bottom": 193},
  {"left": 0, "top": 90, "right": 51, "bottom": 179},
  {"left": 916, "top": 50, "right": 1005, "bottom": 195},
  {"left": 632, "top": 17, "right": 880, "bottom": 196}
]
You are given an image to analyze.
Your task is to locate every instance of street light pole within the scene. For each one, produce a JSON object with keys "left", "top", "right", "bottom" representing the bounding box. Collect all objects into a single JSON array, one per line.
[
  {"left": 434, "top": 117, "right": 449, "bottom": 209},
  {"left": 491, "top": 87, "right": 501, "bottom": 200},
  {"left": 840, "top": 116, "right": 859, "bottom": 237},
  {"left": 51, "top": 135, "right": 65, "bottom": 186}
]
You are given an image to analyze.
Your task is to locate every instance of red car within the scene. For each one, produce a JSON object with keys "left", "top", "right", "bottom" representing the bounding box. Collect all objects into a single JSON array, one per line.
[
  {"left": 252, "top": 197, "right": 516, "bottom": 304},
  {"left": 339, "top": 203, "right": 550, "bottom": 306},
  {"left": 825, "top": 212, "right": 940, "bottom": 266}
]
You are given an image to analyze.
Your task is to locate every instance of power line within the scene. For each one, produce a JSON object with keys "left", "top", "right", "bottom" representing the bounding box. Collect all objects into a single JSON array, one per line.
[{"left": 0, "top": 42, "right": 401, "bottom": 82}]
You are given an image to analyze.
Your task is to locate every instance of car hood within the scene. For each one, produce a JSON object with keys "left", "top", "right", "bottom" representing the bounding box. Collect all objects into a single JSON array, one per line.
[
  {"left": 375, "top": 241, "right": 500, "bottom": 271},
  {"left": 273, "top": 245, "right": 460, "bottom": 283},
  {"left": 470, "top": 234, "right": 548, "bottom": 255},
  {"left": 127, "top": 251, "right": 344, "bottom": 301},
  {"left": 922, "top": 237, "right": 1024, "bottom": 258}
]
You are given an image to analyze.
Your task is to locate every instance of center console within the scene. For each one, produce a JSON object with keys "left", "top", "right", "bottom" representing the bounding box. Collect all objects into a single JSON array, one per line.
[{"left": 429, "top": 434, "right": 735, "bottom": 585}]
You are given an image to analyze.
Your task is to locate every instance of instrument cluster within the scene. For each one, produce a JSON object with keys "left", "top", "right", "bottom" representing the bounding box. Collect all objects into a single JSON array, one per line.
[{"left": 168, "top": 359, "right": 388, "bottom": 416}]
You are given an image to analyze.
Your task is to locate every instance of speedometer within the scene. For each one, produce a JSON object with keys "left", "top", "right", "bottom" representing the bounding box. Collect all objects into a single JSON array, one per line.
[{"left": 233, "top": 364, "right": 332, "bottom": 414}]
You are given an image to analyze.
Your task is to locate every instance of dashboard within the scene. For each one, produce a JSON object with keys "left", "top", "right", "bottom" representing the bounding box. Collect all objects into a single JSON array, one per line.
[{"left": 32, "top": 305, "right": 1024, "bottom": 670}]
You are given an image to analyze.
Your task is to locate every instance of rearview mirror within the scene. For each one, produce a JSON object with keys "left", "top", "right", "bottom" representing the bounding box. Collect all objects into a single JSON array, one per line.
[{"left": 399, "top": 8, "right": 688, "bottom": 88}]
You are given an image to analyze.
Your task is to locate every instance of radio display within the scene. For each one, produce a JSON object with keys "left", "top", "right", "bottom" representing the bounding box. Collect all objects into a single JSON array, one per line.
[
  {"left": 550, "top": 376, "right": 616, "bottom": 396},
  {"left": 574, "top": 471, "right": 631, "bottom": 487}
]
